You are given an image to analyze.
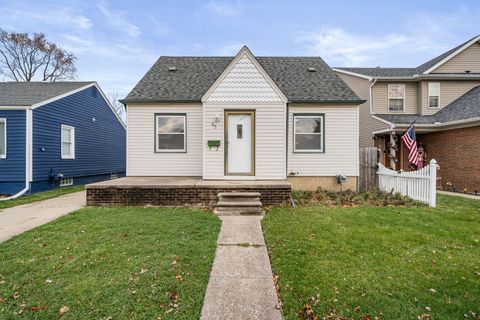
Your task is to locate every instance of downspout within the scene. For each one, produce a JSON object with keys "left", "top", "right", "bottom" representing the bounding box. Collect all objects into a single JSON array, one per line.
[
  {"left": 0, "top": 108, "right": 31, "bottom": 201},
  {"left": 369, "top": 77, "right": 378, "bottom": 115}
]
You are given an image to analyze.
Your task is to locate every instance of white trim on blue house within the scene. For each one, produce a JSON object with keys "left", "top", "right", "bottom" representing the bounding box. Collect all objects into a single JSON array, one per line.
[{"left": 0, "top": 118, "right": 6, "bottom": 159}]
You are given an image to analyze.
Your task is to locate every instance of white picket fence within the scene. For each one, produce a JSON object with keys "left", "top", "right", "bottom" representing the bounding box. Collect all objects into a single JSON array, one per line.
[{"left": 377, "top": 159, "right": 438, "bottom": 207}]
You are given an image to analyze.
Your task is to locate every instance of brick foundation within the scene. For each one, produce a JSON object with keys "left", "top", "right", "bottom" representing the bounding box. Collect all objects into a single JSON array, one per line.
[
  {"left": 86, "top": 185, "right": 292, "bottom": 207},
  {"left": 418, "top": 126, "right": 480, "bottom": 193}
]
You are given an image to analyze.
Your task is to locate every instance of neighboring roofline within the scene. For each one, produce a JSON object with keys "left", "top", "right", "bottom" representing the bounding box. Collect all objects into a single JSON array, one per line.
[
  {"left": 423, "top": 35, "right": 480, "bottom": 74},
  {"left": 372, "top": 115, "right": 395, "bottom": 127},
  {"left": 121, "top": 99, "right": 202, "bottom": 104},
  {"left": 374, "top": 115, "right": 480, "bottom": 128},
  {"left": 0, "top": 82, "right": 126, "bottom": 129},
  {"left": 332, "top": 68, "right": 373, "bottom": 81},
  {"left": 333, "top": 69, "right": 480, "bottom": 81},
  {"left": 29, "top": 82, "right": 96, "bottom": 109},
  {"left": 289, "top": 99, "right": 366, "bottom": 104},
  {"left": 201, "top": 46, "right": 288, "bottom": 104}
]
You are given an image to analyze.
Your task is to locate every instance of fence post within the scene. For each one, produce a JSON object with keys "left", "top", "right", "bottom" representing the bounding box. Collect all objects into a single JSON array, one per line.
[{"left": 429, "top": 159, "right": 437, "bottom": 207}]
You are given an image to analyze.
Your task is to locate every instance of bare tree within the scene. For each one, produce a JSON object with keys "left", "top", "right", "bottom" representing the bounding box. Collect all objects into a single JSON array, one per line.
[
  {"left": 0, "top": 28, "right": 77, "bottom": 82},
  {"left": 108, "top": 91, "right": 127, "bottom": 123}
]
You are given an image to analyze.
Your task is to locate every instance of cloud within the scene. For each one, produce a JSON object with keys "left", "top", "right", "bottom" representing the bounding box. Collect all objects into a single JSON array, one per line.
[
  {"left": 206, "top": 0, "right": 243, "bottom": 17},
  {"left": 97, "top": 1, "right": 141, "bottom": 37},
  {"left": 298, "top": 8, "right": 480, "bottom": 67},
  {"left": 215, "top": 42, "right": 245, "bottom": 55},
  {"left": 0, "top": 6, "right": 92, "bottom": 31}
]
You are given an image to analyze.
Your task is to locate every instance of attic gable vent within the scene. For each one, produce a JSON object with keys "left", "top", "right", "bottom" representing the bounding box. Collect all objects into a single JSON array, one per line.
[
  {"left": 307, "top": 67, "right": 316, "bottom": 72},
  {"left": 168, "top": 66, "right": 177, "bottom": 72}
]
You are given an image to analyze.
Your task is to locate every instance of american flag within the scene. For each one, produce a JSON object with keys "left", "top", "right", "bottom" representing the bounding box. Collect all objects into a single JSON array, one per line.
[{"left": 401, "top": 126, "right": 418, "bottom": 165}]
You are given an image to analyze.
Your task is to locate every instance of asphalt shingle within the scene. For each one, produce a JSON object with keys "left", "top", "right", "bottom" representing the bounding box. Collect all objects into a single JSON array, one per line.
[
  {"left": 123, "top": 56, "right": 362, "bottom": 103},
  {"left": 0, "top": 82, "right": 94, "bottom": 106}
]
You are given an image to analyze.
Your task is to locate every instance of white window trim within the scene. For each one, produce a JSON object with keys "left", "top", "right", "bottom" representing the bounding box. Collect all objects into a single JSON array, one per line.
[
  {"left": 428, "top": 82, "right": 441, "bottom": 109},
  {"left": 388, "top": 83, "right": 406, "bottom": 112},
  {"left": 155, "top": 114, "right": 187, "bottom": 153},
  {"left": 0, "top": 118, "right": 6, "bottom": 159},
  {"left": 293, "top": 114, "right": 325, "bottom": 153},
  {"left": 61, "top": 125, "right": 75, "bottom": 159}
]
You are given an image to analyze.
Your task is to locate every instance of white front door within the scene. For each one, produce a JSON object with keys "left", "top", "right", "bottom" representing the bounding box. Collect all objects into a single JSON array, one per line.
[{"left": 226, "top": 112, "right": 254, "bottom": 175}]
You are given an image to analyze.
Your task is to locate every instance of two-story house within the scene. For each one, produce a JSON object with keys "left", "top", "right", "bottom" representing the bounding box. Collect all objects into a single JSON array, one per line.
[{"left": 334, "top": 35, "right": 480, "bottom": 193}]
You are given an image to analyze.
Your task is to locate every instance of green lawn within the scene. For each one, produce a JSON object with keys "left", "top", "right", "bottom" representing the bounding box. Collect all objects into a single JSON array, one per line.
[
  {"left": 0, "top": 207, "right": 221, "bottom": 319},
  {"left": 0, "top": 185, "right": 84, "bottom": 210},
  {"left": 263, "top": 195, "right": 480, "bottom": 319}
]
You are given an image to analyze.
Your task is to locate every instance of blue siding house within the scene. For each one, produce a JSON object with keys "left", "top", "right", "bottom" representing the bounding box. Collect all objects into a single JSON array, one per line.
[{"left": 0, "top": 82, "right": 126, "bottom": 198}]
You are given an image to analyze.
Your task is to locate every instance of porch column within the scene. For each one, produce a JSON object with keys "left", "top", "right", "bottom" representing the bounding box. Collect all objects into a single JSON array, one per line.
[{"left": 389, "top": 133, "right": 397, "bottom": 170}]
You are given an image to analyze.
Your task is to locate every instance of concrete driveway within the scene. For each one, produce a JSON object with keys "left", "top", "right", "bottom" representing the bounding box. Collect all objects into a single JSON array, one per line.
[{"left": 0, "top": 191, "right": 85, "bottom": 242}]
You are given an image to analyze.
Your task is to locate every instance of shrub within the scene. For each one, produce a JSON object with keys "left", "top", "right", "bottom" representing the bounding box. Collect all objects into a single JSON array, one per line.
[{"left": 292, "top": 187, "right": 421, "bottom": 207}]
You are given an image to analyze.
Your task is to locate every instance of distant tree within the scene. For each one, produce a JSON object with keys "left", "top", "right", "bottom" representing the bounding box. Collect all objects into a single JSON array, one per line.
[
  {"left": 0, "top": 28, "right": 77, "bottom": 82},
  {"left": 108, "top": 91, "right": 127, "bottom": 123}
]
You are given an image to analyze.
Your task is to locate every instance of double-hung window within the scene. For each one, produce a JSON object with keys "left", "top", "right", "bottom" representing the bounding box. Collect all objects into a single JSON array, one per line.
[
  {"left": 0, "top": 118, "right": 6, "bottom": 159},
  {"left": 293, "top": 114, "right": 324, "bottom": 152},
  {"left": 388, "top": 84, "right": 405, "bottom": 111},
  {"left": 155, "top": 114, "right": 186, "bottom": 152},
  {"left": 428, "top": 82, "right": 440, "bottom": 108},
  {"left": 61, "top": 125, "right": 75, "bottom": 159}
]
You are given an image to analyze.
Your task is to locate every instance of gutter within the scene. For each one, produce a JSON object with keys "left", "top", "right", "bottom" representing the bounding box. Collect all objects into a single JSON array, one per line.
[{"left": 0, "top": 109, "right": 32, "bottom": 201}]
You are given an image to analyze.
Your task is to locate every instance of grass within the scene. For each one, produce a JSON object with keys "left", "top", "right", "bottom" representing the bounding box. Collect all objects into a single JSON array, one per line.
[
  {"left": 0, "top": 207, "right": 221, "bottom": 319},
  {"left": 262, "top": 195, "right": 480, "bottom": 319},
  {"left": 0, "top": 185, "right": 85, "bottom": 210}
]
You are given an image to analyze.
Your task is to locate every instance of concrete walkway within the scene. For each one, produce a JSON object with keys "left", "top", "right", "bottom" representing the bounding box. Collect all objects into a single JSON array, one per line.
[
  {"left": 200, "top": 216, "right": 282, "bottom": 320},
  {"left": 438, "top": 190, "right": 480, "bottom": 200},
  {"left": 0, "top": 191, "right": 85, "bottom": 242}
]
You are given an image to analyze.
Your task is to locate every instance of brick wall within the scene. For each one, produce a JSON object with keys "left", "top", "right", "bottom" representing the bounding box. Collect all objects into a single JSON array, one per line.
[
  {"left": 86, "top": 185, "right": 291, "bottom": 207},
  {"left": 418, "top": 126, "right": 480, "bottom": 193}
]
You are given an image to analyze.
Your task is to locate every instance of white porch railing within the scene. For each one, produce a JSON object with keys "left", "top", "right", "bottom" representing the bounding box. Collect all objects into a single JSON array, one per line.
[{"left": 377, "top": 159, "right": 438, "bottom": 207}]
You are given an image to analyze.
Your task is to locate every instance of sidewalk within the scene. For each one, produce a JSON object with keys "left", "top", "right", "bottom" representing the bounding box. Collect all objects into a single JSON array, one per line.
[
  {"left": 438, "top": 190, "right": 480, "bottom": 200},
  {"left": 0, "top": 191, "right": 85, "bottom": 242},
  {"left": 200, "top": 216, "right": 282, "bottom": 320}
]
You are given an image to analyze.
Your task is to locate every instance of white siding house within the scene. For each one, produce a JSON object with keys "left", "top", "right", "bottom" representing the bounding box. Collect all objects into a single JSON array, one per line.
[{"left": 123, "top": 46, "right": 363, "bottom": 190}]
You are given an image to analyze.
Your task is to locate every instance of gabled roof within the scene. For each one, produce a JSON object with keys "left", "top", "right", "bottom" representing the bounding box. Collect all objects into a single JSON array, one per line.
[
  {"left": 0, "top": 82, "right": 94, "bottom": 106},
  {"left": 335, "top": 35, "right": 480, "bottom": 78},
  {"left": 122, "top": 53, "right": 363, "bottom": 104},
  {"left": 375, "top": 85, "right": 480, "bottom": 126}
]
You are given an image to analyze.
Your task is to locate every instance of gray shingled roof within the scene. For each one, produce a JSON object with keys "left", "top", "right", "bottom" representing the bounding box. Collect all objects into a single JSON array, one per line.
[
  {"left": 0, "top": 82, "right": 94, "bottom": 106},
  {"left": 123, "top": 56, "right": 363, "bottom": 103},
  {"left": 376, "top": 85, "right": 480, "bottom": 125},
  {"left": 336, "top": 35, "right": 480, "bottom": 78}
]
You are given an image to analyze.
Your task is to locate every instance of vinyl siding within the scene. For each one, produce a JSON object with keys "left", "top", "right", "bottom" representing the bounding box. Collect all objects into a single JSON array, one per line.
[
  {"left": 202, "top": 49, "right": 286, "bottom": 180},
  {"left": 372, "top": 81, "right": 419, "bottom": 114},
  {"left": 0, "top": 110, "right": 26, "bottom": 195},
  {"left": 32, "top": 86, "right": 126, "bottom": 182},
  {"left": 336, "top": 72, "right": 389, "bottom": 147},
  {"left": 203, "top": 103, "right": 286, "bottom": 179},
  {"left": 288, "top": 104, "right": 359, "bottom": 176},
  {"left": 432, "top": 41, "right": 480, "bottom": 74},
  {"left": 420, "top": 80, "right": 480, "bottom": 115},
  {"left": 127, "top": 103, "right": 203, "bottom": 176}
]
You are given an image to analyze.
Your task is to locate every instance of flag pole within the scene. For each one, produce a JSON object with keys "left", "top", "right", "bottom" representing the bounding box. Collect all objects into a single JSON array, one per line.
[{"left": 401, "top": 119, "right": 417, "bottom": 137}]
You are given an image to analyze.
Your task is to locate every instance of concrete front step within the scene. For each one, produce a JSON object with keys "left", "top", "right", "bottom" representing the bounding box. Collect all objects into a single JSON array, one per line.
[
  {"left": 215, "top": 192, "right": 264, "bottom": 216},
  {"left": 214, "top": 209, "right": 265, "bottom": 216},
  {"left": 215, "top": 201, "right": 263, "bottom": 207},
  {"left": 218, "top": 192, "right": 261, "bottom": 198}
]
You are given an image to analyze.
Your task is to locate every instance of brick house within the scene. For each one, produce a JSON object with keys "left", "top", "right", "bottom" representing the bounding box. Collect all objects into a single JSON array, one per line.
[{"left": 335, "top": 35, "right": 480, "bottom": 193}]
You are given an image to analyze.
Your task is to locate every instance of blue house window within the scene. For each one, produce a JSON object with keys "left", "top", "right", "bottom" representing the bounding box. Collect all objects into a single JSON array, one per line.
[
  {"left": 61, "top": 125, "right": 75, "bottom": 159},
  {"left": 0, "top": 118, "right": 6, "bottom": 159}
]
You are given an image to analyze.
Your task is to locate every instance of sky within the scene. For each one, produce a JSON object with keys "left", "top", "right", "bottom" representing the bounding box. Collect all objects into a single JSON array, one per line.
[{"left": 0, "top": 0, "right": 479, "bottom": 97}]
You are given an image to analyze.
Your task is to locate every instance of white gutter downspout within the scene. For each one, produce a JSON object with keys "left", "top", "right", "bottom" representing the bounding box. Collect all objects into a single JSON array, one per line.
[
  {"left": 0, "top": 108, "right": 31, "bottom": 201},
  {"left": 369, "top": 77, "right": 378, "bottom": 114}
]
